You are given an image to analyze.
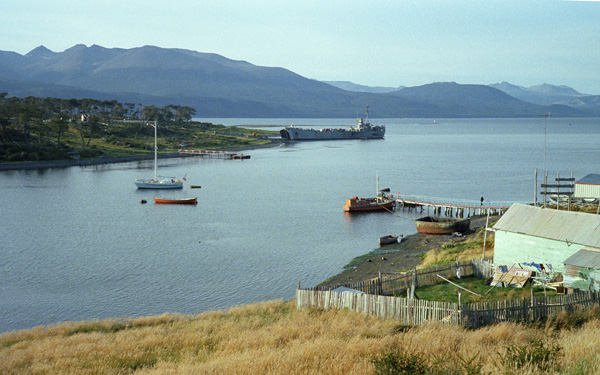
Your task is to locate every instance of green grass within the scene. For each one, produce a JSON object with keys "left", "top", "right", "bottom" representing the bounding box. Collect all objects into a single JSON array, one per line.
[
  {"left": 2, "top": 121, "right": 278, "bottom": 162},
  {"left": 407, "top": 277, "right": 558, "bottom": 304}
]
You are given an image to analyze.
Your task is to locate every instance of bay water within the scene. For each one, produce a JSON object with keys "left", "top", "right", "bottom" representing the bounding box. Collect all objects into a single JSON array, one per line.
[{"left": 1, "top": 117, "right": 599, "bottom": 333}]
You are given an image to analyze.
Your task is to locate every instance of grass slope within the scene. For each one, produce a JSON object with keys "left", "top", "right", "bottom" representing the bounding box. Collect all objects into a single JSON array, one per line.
[{"left": 2, "top": 301, "right": 600, "bottom": 374}]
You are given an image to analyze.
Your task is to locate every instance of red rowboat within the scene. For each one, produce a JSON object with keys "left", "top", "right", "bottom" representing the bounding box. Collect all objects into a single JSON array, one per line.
[{"left": 154, "top": 197, "right": 198, "bottom": 205}]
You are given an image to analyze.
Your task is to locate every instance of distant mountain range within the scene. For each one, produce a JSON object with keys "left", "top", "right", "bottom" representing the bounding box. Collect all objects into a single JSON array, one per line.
[
  {"left": 324, "top": 81, "right": 405, "bottom": 94},
  {"left": 1, "top": 44, "right": 599, "bottom": 118}
]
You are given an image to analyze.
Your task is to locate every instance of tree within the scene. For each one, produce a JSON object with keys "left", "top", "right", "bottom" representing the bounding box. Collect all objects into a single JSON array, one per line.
[
  {"left": 77, "top": 115, "right": 101, "bottom": 147},
  {"left": 0, "top": 93, "right": 10, "bottom": 139},
  {"left": 49, "top": 113, "right": 69, "bottom": 146},
  {"left": 166, "top": 104, "right": 196, "bottom": 123}
]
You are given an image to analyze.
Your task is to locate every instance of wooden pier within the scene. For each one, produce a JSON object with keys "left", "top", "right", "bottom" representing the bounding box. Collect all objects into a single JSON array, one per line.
[
  {"left": 178, "top": 150, "right": 250, "bottom": 159},
  {"left": 395, "top": 198, "right": 510, "bottom": 218}
]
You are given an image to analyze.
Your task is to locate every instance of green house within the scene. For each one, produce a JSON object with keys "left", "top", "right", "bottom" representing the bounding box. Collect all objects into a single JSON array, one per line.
[{"left": 492, "top": 203, "right": 600, "bottom": 274}]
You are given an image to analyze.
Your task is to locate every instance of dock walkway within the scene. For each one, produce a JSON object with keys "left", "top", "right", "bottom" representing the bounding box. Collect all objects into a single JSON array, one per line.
[
  {"left": 394, "top": 194, "right": 513, "bottom": 217},
  {"left": 178, "top": 150, "right": 250, "bottom": 159}
]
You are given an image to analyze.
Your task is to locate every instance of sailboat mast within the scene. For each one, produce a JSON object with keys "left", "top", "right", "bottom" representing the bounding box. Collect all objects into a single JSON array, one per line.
[{"left": 153, "top": 121, "right": 158, "bottom": 180}]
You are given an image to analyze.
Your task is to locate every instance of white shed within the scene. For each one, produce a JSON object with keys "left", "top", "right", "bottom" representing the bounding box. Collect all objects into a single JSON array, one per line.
[
  {"left": 493, "top": 203, "right": 600, "bottom": 274},
  {"left": 574, "top": 173, "right": 600, "bottom": 201}
]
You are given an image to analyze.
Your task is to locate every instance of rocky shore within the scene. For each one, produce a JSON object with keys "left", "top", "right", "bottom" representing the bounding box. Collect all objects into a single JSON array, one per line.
[{"left": 320, "top": 215, "right": 494, "bottom": 286}]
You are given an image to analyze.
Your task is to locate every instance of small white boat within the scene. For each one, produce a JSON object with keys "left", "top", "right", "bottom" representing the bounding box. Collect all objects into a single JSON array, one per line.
[
  {"left": 549, "top": 194, "right": 570, "bottom": 203},
  {"left": 135, "top": 121, "right": 183, "bottom": 189}
]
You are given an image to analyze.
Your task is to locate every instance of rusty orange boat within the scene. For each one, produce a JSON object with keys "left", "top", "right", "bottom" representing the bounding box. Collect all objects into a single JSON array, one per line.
[
  {"left": 343, "top": 196, "right": 395, "bottom": 212},
  {"left": 343, "top": 175, "right": 395, "bottom": 212},
  {"left": 154, "top": 197, "right": 198, "bottom": 205}
]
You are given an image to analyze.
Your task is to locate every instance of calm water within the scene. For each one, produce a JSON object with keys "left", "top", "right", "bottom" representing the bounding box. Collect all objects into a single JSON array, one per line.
[{"left": 1, "top": 117, "right": 599, "bottom": 333}]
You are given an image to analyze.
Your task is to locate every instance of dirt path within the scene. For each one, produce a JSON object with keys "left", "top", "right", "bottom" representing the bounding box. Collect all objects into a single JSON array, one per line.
[{"left": 320, "top": 215, "right": 494, "bottom": 286}]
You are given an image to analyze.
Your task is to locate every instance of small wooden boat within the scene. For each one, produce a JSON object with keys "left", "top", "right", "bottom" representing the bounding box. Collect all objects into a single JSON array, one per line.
[
  {"left": 154, "top": 197, "right": 198, "bottom": 205},
  {"left": 415, "top": 217, "right": 470, "bottom": 235},
  {"left": 379, "top": 235, "right": 399, "bottom": 246},
  {"left": 582, "top": 198, "right": 599, "bottom": 204}
]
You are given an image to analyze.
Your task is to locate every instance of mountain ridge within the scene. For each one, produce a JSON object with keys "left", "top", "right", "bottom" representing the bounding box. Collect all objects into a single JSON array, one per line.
[{"left": 1, "top": 44, "right": 598, "bottom": 118}]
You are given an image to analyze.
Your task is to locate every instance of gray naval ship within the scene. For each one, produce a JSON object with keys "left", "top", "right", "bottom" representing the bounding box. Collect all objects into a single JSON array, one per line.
[{"left": 279, "top": 106, "right": 385, "bottom": 141}]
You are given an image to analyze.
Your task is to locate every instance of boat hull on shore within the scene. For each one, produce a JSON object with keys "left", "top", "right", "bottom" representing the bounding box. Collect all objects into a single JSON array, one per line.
[
  {"left": 379, "top": 235, "right": 399, "bottom": 246},
  {"left": 415, "top": 217, "right": 470, "bottom": 235}
]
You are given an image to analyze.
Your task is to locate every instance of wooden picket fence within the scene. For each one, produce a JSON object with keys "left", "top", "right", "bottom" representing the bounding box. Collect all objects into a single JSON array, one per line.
[
  {"left": 296, "top": 288, "right": 600, "bottom": 328},
  {"left": 462, "top": 291, "right": 600, "bottom": 327},
  {"left": 298, "top": 259, "right": 600, "bottom": 328},
  {"left": 296, "top": 288, "right": 461, "bottom": 326},
  {"left": 315, "top": 258, "right": 494, "bottom": 296}
]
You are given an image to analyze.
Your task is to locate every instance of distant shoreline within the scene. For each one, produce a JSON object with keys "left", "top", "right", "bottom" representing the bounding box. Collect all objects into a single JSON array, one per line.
[{"left": 0, "top": 140, "right": 282, "bottom": 171}]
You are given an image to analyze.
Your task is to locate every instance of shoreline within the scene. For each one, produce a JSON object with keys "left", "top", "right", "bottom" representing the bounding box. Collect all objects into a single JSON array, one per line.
[
  {"left": 0, "top": 140, "right": 282, "bottom": 171},
  {"left": 320, "top": 215, "right": 494, "bottom": 287}
]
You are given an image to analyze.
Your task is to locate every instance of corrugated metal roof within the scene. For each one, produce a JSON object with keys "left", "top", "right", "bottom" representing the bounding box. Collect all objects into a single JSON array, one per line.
[
  {"left": 564, "top": 248, "right": 600, "bottom": 269},
  {"left": 493, "top": 203, "right": 600, "bottom": 247},
  {"left": 576, "top": 173, "right": 600, "bottom": 185}
]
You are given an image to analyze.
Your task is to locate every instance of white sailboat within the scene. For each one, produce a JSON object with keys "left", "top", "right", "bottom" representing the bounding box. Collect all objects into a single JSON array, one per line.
[{"left": 135, "top": 121, "right": 183, "bottom": 189}]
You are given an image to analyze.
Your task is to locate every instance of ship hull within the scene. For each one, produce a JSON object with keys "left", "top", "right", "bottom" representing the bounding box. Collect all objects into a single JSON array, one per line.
[{"left": 280, "top": 127, "right": 384, "bottom": 141}]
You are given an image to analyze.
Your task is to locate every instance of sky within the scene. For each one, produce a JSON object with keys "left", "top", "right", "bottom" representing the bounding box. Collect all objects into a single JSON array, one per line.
[{"left": 2, "top": 0, "right": 600, "bottom": 94}]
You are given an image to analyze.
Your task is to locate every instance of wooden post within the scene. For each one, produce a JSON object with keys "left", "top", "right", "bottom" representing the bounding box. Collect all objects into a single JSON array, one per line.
[
  {"left": 534, "top": 168, "right": 538, "bottom": 207},
  {"left": 482, "top": 209, "right": 490, "bottom": 259}
]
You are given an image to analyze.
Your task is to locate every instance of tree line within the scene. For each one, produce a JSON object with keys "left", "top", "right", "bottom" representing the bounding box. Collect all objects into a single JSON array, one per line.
[{"left": 0, "top": 94, "right": 197, "bottom": 162}]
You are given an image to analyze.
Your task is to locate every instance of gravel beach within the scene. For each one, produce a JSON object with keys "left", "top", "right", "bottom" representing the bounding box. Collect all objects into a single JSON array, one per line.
[{"left": 320, "top": 215, "right": 495, "bottom": 287}]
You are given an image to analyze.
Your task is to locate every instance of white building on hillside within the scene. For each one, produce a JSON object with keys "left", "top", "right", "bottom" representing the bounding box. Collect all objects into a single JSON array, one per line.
[{"left": 493, "top": 203, "right": 600, "bottom": 274}]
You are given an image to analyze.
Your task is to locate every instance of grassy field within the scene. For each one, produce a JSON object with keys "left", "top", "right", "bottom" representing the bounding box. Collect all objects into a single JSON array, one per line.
[
  {"left": 412, "top": 276, "right": 558, "bottom": 304},
  {"left": 2, "top": 300, "right": 600, "bottom": 374}
]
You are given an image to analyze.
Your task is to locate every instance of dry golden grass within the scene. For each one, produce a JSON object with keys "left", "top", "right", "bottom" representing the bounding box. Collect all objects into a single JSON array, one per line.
[{"left": 3, "top": 300, "right": 600, "bottom": 374}]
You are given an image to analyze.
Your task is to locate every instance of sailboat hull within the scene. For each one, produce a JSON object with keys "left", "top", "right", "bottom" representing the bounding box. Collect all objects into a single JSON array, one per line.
[{"left": 135, "top": 179, "right": 183, "bottom": 189}]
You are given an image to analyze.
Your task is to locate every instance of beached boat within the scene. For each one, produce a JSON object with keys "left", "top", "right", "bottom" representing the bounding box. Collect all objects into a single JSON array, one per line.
[
  {"left": 280, "top": 106, "right": 385, "bottom": 141},
  {"left": 154, "top": 197, "right": 198, "bottom": 205},
  {"left": 414, "top": 217, "right": 470, "bottom": 235},
  {"left": 135, "top": 121, "right": 184, "bottom": 189},
  {"left": 549, "top": 194, "right": 570, "bottom": 203},
  {"left": 379, "top": 235, "right": 399, "bottom": 246}
]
